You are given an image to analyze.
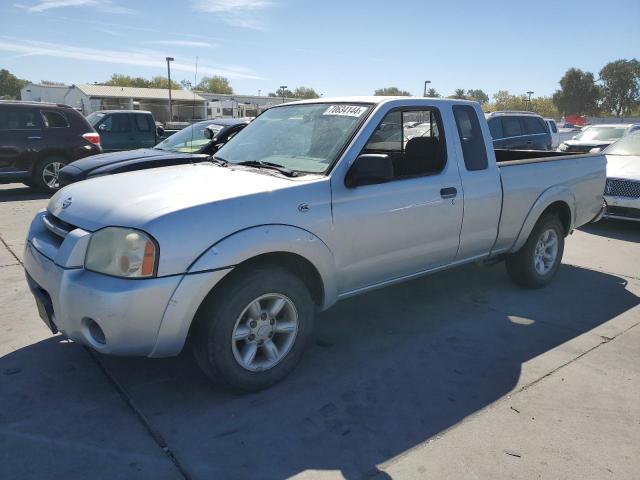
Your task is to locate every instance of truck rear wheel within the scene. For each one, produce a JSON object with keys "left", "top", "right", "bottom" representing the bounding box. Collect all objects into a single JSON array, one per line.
[
  {"left": 191, "top": 265, "right": 314, "bottom": 392},
  {"left": 506, "top": 213, "right": 565, "bottom": 288}
]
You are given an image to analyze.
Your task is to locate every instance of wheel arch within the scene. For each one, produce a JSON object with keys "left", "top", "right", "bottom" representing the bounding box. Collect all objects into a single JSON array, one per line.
[{"left": 510, "top": 186, "right": 575, "bottom": 253}]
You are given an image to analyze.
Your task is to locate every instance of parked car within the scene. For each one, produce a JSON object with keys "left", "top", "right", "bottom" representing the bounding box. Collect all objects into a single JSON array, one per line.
[
  {"left": 24, "top": 97, "right": 605, "bottom": 391},
  {"left": 545, "top": 118, "right": 560, "bottom": 149},
  {"left": 558, "top": 123, "right": 640, "bottom": 153},
  {"left": 86, "top": 110, "right": 166, "bottom": 152},
  {"left": 486, "top": 111, "right": 552, "bottom": 150},
  {"left": 0, "top": 100, "right": 102, "bottom": 191},
  {"left": 59, "top": 118, "right": 249, "bottom": 185},
  {"left": 602, "top": 131, "right": 640, "bottom": 222}
]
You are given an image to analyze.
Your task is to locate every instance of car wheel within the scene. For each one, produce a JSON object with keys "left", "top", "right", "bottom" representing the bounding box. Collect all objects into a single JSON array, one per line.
[
  {"left": 192, "top": 265, "right": 314, "bottom": 392},
  {"left": 33, "top": 158, "right": 67, "bottom": 192},
  {"left": 506, "top": 213, "right": 565, "bottom": 288}
]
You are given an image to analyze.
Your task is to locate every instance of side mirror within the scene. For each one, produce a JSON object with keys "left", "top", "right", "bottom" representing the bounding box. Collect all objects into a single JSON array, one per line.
[
  {"left": 345, "top": 154, "right": 394, "bottom": 188},
  {"left": 156, "top": 126, "right": 165, "bottom": 137},
  {"left": 204, "top": 126, "right": 215, "bottom": 140},
  {"left": 98, "top": 124, "right": 107, "bottom": 131}
]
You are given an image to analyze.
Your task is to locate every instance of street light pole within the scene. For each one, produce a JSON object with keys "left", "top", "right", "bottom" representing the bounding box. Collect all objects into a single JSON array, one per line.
[
  {"left": 280, "top": 85, "right": 288, "bottom": 103},
  {"left": 166, "top": 57, "right": 174, "bottom": 122},
  {"left": 423, "top": 80, "right": 431, "bottom": 97},
  {"left": 526, "top": 91, "right": 534, "bottom": 111}
]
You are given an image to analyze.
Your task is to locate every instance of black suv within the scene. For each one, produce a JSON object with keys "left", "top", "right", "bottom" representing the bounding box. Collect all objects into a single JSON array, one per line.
[
  {"left": 485, "top": 111, "right": 552, "bottom": 151},
  {"left": 0, "top": 101, "right": 102, "bottom": 191}
]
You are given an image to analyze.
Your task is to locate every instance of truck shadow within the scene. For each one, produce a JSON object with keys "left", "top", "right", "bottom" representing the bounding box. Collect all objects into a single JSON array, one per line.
[
  {"left": 2, "top": 263, "right": 638, "bottom": 479},
  {"left": 580, "top": 218, "right": 640, "bottom": 242}
]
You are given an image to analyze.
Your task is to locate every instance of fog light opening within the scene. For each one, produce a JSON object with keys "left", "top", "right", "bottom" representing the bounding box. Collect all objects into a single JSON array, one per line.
[{"left": 86, "top": 318, "right": 106, "bottom": 345}]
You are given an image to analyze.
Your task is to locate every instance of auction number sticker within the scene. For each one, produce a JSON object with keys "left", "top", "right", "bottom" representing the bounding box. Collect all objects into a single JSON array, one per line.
[{"left": 323, "top": 105, "right": 368, "bottom": 117}]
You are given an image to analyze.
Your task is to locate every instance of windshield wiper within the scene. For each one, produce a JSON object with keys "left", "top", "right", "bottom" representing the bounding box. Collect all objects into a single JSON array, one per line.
[
  {"left": 236, "top": 160, "right": 299, "bottom": 177},
  {"left": 211, "top": 156, "right": 228, "bottom": 167}
]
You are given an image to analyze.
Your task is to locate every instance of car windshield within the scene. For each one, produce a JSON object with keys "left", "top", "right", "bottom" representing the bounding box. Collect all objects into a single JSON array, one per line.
[
  {"left": 575, "top": 126, "right": 626, "bottom": 142},
  {"left": 86, "top": 111, "right": 106, "bottom": 127},
  {"left": 215, "top": 103, "right": 372, "bottom": 174},
  {"left": 604, "top": 132, "right": 640, "bottom": 156},
  {"left": 154, "top": 123, "right": 223, "bottom": 153}
]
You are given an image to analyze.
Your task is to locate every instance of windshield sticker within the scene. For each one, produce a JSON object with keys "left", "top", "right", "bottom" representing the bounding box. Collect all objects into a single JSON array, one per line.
[{"left": 323, "top": 105, "right": 368, "bottom": 117}]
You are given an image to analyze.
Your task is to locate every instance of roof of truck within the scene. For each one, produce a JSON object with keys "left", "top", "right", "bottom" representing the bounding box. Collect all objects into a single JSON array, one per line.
[{"left": 283, "top": 96, "right": 479, "bottom": 106}]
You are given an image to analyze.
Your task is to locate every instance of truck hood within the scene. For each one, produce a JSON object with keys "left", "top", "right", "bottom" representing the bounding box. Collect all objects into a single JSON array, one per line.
[
  {"left": 606, "top": 154, "right": 640, "bottom": 182},
  {"left": 564, "top": 139, "right": 613, "bottom": 148},
  {"left": 49, "top": 163, "right": 300, "bottom": 231}
]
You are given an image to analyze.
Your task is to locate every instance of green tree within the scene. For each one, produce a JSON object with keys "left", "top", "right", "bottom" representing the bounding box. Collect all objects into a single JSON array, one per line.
[
  {"left": 269, "top": 88, "right": 294, "bottom": 98},
  {"left": 102, "top": 74, "right": 151, "bottom": 88},
  {"left": 425, "top": 88, "right": 440, "bottom": 98},
  {"left": 373, "top": 86, "right": 411, "bottom": 96},
  {"left": 449, "top": 88, "right": 467, "bottom": 100},
  {"left": 293, "top": 86, "right": 320, "bottom": 99},
  {"left": 195, "top": 75, "right": 233, "bottom": 94},
  {"left": 552, "top": 68, "right": 600, "bottom": 116},
  {"left": 0, "top": 69, "right": 28, "bottom": 99},
  {"left": 466, "top": 89, "right": 489, "bottom": 104},
  {"left": 147, "top": 76, "right": 181, "bottom": 89},
  {"left": 599, "top": 59, "right": 640, "bottom": 117},
  {"left": 529, "top": 97, "right": 559, "bottom": 118}
]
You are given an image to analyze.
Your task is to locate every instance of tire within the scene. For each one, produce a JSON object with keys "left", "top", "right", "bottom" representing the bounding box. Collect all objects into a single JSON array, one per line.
[
  {"left": 506, "top": 213, "right": 565, "bottom": 288},
  {"left": 192, "top": 265, "right": 314, "bottom": 392},
  {"left": 33, "top": 157, "right": 67, "bottom": 192}
]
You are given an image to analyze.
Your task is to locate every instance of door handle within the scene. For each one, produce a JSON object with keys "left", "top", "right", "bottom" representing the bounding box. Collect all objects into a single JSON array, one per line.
[
  {"left": 440, "top": 187, "right": 457, "bottom": 199},
  {"left": 28, "top": 136, "right": 41, "bottom": 140}
]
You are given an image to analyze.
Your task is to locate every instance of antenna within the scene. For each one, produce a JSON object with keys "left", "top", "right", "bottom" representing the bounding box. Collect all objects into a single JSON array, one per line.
[{"left": 189, "top": 56, "right": 199, "bottom": 162}]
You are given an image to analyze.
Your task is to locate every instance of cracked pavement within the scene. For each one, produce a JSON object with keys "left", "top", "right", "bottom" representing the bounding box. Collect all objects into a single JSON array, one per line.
[{"left": 1, "top": 183, "right": 639, "bottom": 479}]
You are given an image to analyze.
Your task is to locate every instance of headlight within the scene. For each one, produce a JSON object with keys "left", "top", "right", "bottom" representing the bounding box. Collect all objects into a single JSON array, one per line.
[
  {"left": 85, "top": 227, "right": 158, "bottom": 278},
  {"left": 558, "top": 143, "right": 568, "bottom": 151}
]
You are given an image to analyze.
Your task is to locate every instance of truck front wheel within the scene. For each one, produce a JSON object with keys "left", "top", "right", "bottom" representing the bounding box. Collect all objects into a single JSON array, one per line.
[
  {"left": 191, "top": 265, "right": 314, "bottom": 391},
  {"left": 506, "top": 213, "right": 565, "bottom": 288}
]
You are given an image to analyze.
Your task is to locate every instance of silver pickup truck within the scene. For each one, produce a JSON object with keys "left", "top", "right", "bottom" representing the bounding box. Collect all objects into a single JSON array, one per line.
[{"left": 24, "top": 97, "right": 606, "bottom": 391}]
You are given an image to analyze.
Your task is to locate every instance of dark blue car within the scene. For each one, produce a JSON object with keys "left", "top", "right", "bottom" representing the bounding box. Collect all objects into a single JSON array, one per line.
[{"left": 59, "top": 118, "right": 249, "bottom": 185}]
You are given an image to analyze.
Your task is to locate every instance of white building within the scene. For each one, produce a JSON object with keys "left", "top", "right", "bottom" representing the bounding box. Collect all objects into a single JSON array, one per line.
[{"left": 196, "top": 92, "right": 298, "bottom": 119}]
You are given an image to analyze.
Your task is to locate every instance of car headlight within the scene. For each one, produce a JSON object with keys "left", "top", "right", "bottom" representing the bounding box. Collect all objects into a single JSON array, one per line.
[
  {"left": 558, "top": 143, "right": 568, "bottom": 151},
  {"left": 85, "top": 227, "right": 158, "bottom": 278}
]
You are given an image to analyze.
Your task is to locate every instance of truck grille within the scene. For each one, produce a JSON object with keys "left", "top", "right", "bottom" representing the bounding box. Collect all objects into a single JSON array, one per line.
[
  {"left": 42, "top": 212, "right": 76, "bottom": 239},
  {"left": 605, "top": 179, "right": 640, "bottom": 198}
]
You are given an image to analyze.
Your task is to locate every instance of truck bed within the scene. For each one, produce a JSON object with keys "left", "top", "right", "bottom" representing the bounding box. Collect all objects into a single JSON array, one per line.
[{"left": 492, "top": 151, "right": 606, "bottom": 254}]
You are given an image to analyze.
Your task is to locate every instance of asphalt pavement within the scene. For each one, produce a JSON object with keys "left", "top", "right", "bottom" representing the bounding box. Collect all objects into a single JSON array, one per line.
[{"left": 0, "top": 183, "right": 638, "bottom": 480}]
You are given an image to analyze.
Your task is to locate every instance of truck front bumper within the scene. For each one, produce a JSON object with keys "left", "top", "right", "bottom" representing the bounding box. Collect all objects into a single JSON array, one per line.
[{"left": 24, "top": 241, "right": 232, "bottom": 357}]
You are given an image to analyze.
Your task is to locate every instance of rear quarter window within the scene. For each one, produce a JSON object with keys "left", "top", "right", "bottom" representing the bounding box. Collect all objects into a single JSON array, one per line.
[
  {"left": 522, "top": 116, "right": 547, "bottom": 135},
  {"left": 488, "top": 118, "right": 503, "bottom": 139},
  {"left": 548, "top": 120, "right": 558, "bottom": 133},
  {"left": 453, "top": 105, "right": 488, "bottom": 171},
  {"left": 41, "top": 110, "right": 69, "bottom": 128}
]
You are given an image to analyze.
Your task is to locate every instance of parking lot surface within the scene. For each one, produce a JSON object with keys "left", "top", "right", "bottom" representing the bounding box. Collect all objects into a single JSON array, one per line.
[{"left": 1, "top": 183, "right": 639, "bottom": 480}]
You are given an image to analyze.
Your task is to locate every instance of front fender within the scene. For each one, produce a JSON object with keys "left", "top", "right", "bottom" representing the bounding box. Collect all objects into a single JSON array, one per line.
[
  {"left": 510, "top": 186, "right": 576, "bottom": 253},
  {"left": 189, "top": 224, "right": 338, "bottom": 310}
]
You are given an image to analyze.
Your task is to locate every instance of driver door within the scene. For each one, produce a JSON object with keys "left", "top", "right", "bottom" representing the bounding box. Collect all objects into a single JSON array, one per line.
[{"left": 330, "top": 106, "right": 464, "bottom": 294}]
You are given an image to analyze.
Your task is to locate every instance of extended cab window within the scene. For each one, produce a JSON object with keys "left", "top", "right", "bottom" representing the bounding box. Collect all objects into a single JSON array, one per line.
[
  {"left": 363, "top": 109, "right": 446, "bottom": 178},
  {"left": 41, "top": 110, "right": 69, "bottom": 128},
  {"left": 99, "top": 114, "right": 132, "bottom": 133},
  {"left": 134, "top": 113, "right": 152, "bottom": 132},
  {"left": 453, "top": 105, "right": 488, "bottom": 171}
]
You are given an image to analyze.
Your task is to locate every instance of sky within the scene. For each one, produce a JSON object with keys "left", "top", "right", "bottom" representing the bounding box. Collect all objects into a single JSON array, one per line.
[{"left": 1, "top": 0, "right": 639, "bottom": 98}]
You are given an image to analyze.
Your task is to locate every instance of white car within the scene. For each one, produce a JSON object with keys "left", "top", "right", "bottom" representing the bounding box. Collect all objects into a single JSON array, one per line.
[
  {"left": 545, "top": 119, "right": 560, "bottom": 149},
  {"left": 603, "top": 132, "right": 640, "bottom": 222},
  {"left": 559, "top": 123, "right": 640, "bottom": 153}
]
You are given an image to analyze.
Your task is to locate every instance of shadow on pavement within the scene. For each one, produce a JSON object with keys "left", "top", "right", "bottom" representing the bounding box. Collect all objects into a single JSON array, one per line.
[
  {"left": 0, "top": 185, "right": 51, "bottom": 203},
  {"left": 2, "top": 263, "right": 638, "bottom": 479},
  {"left": 580, "top": 218, "right": 640, "bottom": 242}
]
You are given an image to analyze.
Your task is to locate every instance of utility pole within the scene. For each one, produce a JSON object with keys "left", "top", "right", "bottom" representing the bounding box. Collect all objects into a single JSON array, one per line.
[
  {"left": 166, "top": 57, "right": 174, "bottom": 122},
  {"left": 280, "top": 85, "right": 288, "bottom": 103},
  {"left": 424, "top": 80, "right": 431, "bottom": 97}
]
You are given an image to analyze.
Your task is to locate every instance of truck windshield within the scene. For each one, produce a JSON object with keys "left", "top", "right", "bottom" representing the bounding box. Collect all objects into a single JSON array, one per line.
[
  {"left": 154, "top": 123, "right": 223, "bottom": 153},
  {"left": 575, "top": 126, "right": 626, "bottom": 142},
  {"left": 86, "top": 112, "right": 105, "bottom": 127},
  {"left": 215, "top": 103, "right": 372, "bottom": 174}
]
